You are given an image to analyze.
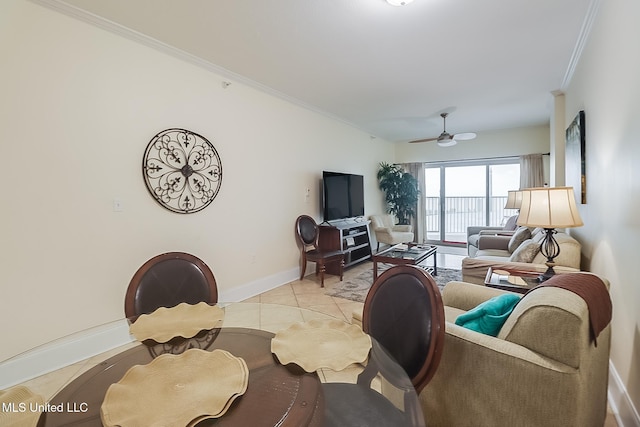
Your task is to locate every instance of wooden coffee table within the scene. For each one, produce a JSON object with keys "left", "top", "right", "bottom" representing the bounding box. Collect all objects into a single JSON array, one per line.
[{"left": 372, "top": 244, "right": 437, "bottom": 280}]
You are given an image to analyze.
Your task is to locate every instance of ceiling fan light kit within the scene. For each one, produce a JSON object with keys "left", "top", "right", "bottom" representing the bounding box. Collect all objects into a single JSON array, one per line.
[
  {"left": 437, "top": 138, "right": 457, "bottom": 147},
  {"left": 386, "top": 0, "right": 414, "bottom": 6}
]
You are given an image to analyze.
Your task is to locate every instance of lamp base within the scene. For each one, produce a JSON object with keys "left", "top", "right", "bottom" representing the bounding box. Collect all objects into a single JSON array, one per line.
[
  {"left": 538, "top": 262, "right": 556, "bottom": 282},
  {"left": 537, "top": 228, "right": 561, "bottom": 282}
]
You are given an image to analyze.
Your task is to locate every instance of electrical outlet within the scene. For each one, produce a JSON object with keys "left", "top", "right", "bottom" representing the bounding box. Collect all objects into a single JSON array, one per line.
[{"left": 113, "top": 199, "right": 123, "bottom": 212}]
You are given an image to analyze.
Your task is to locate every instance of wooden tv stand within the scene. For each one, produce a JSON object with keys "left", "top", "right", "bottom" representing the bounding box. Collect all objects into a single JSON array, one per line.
[{"left": 319, "top": 219, "right": 372, "bottom": 275}]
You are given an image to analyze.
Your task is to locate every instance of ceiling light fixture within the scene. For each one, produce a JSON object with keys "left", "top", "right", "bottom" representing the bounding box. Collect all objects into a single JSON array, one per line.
[
  {"left": 386, "top": 0, "right": 414, "bottom": 6},
  {"left": 437, "top": 138, "right": 457, "bottom": 147}
]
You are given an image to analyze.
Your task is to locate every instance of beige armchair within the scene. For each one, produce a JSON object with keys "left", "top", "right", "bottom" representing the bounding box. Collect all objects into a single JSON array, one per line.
[
  {"left": 370, "top": 214, "right": 414, "bottom": 251},
  {"left": 420, "top": 275, "right": 611, "bottom": 427}
]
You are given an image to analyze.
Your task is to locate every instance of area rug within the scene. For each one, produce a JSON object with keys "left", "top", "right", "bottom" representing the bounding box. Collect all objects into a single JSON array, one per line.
[{"left": 327, "top": 266, "right": 462, "bottom": 303}]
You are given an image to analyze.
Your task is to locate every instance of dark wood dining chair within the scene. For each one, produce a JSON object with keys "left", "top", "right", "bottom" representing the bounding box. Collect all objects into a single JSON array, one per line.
[
  {"left": 322, "top": 265, "right": 446, "bottom": 426},
  {"left": 295, "top": 215, "right": 344, "bottom": 287},
  {"left": 124, "top": 252, "right": 218, "bottom": 319}
]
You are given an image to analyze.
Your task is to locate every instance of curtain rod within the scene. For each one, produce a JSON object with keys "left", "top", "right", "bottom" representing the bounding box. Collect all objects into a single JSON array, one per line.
[{"left": 406, "top": 152, "right": 550, "bottom": 165}]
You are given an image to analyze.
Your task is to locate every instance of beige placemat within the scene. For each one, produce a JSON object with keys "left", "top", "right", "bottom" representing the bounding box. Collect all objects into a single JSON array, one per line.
[
  {"left": 271, "top": 319, "right": 372, "bottom": 372},
  {"left": 101, "top": 348, "right": 248, "bottom": 427},
  {"left": 0, "top": 385, "right": 45, "bottom": 427},
  {"left": 129, "top": 302, "right": 224, "bottom": 343}
]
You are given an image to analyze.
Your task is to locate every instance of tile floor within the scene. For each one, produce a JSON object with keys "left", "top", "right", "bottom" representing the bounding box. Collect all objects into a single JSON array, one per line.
[{"left": 244, "top": 245, "right": 467, "bottom": 323}]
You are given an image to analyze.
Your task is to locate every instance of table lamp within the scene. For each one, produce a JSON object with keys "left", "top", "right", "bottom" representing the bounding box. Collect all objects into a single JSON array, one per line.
[
  {"left": 504, "top": 190, "right": 523, "bottom": 210},
  {"left": 516, "top": 187, "right": 583, "bottom": 281}
]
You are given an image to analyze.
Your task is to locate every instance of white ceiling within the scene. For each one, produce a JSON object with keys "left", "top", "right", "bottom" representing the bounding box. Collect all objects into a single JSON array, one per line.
[{"left": 52, "top": 0, "right": 595, "bottom": 142}]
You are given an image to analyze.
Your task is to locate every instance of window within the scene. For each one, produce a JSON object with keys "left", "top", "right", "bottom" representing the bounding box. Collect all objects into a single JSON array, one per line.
[{"left": 424, "top": 160, "right": 520, "bottom": 244}]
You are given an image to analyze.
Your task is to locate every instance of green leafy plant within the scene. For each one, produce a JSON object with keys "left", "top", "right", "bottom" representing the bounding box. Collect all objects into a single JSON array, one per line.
[{"left": 376, "top": 162, "right": 419, "bottom": 224}]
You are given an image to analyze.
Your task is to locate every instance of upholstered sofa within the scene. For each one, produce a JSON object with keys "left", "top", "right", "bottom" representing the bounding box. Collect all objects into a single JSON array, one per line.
[
  {"left": 462, "top": 226, "right": 581, "bottom": 284},
  {"left": 467, "top": 215, "right": 519, "bottom": 257},
  {"left": 420, "top": 274, "right": 612, "bottom": 427}
]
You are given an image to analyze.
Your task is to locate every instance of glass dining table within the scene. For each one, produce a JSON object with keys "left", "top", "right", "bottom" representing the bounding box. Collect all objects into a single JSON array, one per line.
[{"left": 0, "top": 303, "right": 426, "bottom": 427}]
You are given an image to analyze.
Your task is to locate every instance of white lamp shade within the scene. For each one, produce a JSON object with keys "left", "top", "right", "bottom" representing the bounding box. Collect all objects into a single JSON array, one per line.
[
  {"left": 504, "top": 190, "right": 523, "bottom": 209},
  {"left": 517, "top": 187, "right": 584, "bottom": 228}
]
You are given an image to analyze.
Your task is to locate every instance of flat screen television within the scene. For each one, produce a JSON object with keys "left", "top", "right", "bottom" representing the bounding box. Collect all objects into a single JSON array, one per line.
[{"left": 322, "top": 171, "right": 365, "bottom": 221}]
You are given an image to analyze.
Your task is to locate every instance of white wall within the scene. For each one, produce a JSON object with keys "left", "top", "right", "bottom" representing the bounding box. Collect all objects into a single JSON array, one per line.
[
  {"left": 563, "top": 0, "right": 640, "bottom": 423},
  {"left": 0, "top": 0, "right": 393, "bottom": 361}
]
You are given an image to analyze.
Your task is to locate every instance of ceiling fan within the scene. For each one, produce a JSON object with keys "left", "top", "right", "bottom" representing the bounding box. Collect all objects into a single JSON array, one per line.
[{"left": 409, "top": 113, "right": 477, "bottom": 147}]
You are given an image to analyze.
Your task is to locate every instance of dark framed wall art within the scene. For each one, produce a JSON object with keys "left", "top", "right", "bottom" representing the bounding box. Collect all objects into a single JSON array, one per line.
[{"left": 565, "top": 110, "right": 586, "bottom": 204}]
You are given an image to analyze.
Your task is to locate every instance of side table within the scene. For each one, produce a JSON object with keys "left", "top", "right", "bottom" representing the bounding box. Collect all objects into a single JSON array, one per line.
[{"left": 484, "top": 267, "right": 541, "bottom": 294}]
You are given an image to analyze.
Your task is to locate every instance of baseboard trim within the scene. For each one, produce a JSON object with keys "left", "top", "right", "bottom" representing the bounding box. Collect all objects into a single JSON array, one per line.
[
  {"left": 0, "top": 268, "right": 300, "bottom": 389},
  {"left": 0, "top": 319, "right": 133, "bottom": 390},
  {"left": 218, "top": 267, "right": 300, "bottom": 302},
  {"left": 609, "top": 360, "right": 640, "bottom": 427}
]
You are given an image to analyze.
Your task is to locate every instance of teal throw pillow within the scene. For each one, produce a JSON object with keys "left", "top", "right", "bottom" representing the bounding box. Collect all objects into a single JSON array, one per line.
[{"left": 455, "top": 294, "right": 521, "bottom": 336}]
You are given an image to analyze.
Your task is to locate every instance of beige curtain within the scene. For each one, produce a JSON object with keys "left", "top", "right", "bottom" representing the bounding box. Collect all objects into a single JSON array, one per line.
[
  {"left": 519, "top": 154, "right": 545, "bottom": 189},
  {"left": 403, "top": 162, "right": 426, "bottom": 244}
]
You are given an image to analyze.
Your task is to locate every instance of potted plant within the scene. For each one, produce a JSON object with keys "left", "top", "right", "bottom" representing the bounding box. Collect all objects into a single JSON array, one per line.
[{"left": 376, "top": 162, "right": 419, "bottom": 224}]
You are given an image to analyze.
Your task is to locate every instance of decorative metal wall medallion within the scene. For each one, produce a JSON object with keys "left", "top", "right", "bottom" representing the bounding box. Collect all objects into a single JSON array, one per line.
[{"left": 143, "top": 128, "right": 222, "bottom": 214}]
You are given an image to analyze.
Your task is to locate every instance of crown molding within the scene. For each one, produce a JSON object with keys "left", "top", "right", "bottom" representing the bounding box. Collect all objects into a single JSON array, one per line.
[
  {"left": 561, "top": 0, "right": 603, "bottom": 90},
  {"left": 27, "top": 0, "right": 277, "bottom": 91},
  {"left": 28, "top": 0, "right": 364, "bottom": 135}
]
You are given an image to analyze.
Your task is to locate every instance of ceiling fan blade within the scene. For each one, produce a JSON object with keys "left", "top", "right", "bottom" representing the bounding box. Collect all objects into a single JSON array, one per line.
[
  {"left": 453, "top": 132, "right": 476, "bottom": 141},
  {"left": 409, "top": 113, "right": 476, "bottom": 144},
  {"left": 408, "top": 136, "right": 438, "bottom": 143}
]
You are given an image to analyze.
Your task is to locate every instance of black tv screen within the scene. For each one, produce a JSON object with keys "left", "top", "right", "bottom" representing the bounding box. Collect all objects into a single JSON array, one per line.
[{"left": 322, "top": 171, "right": 365, "bottom": 221}]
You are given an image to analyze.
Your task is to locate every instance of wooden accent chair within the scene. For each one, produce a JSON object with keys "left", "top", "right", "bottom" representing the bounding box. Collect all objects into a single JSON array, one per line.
[
  {"left": 124, "top": 252, "right": 218, "bottom": 319},
  {"left": 295, "top": 215, "right": 344, "bottom": 287},
  {"left": 323, "top": 265, "right": 446, "bottom": 426}
]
